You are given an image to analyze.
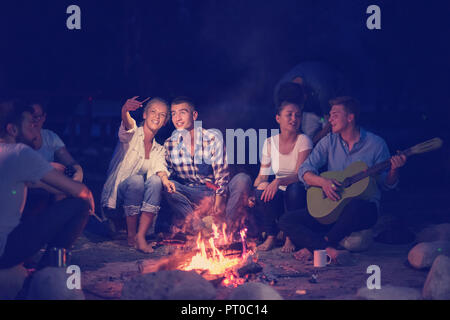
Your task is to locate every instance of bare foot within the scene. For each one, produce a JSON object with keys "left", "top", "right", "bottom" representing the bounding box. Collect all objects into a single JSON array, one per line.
[
  {"left": 293, "top": 248, "right": 313, "bottom": 262},
  {"left": 281, "top": 237, "right": 296, "bottom": 253},
  {"left": 257, "top": 236, "right": 276, "bottom": 251},
  {"left": 135, "top": 235, "right": 155, "bottom": 253}
]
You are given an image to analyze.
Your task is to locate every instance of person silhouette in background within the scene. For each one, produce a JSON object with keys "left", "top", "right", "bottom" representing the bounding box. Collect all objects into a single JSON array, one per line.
[{"left": 274, "top": 61, "right": 348, "bottom": 144}]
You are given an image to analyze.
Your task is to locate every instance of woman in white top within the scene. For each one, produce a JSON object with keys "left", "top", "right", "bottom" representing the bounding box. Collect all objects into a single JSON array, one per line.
[
  {"left": 101, "top": 97, "right": 170, "bottom": 253},
  {"left": 254, "top": 99, "right": 313, "bottom": 252}
]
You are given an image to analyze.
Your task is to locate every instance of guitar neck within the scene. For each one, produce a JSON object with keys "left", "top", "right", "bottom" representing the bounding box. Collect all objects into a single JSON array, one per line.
[{"left": 346, "top": 148, "right": 413, "bottom": 186}]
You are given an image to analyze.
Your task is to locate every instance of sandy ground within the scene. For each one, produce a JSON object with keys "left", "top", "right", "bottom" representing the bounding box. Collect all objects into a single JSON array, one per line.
[
  {"left": 70, "top": 164, "right": 447, "bottom": 300},
  {"left": 71, "top": 232, "right": 428, "bottom": 300}
]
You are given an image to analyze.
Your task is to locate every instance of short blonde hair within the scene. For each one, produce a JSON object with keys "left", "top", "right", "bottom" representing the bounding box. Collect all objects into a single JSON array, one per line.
[{"left": 144, "top": 97, "right": 169, "bottom": 114}]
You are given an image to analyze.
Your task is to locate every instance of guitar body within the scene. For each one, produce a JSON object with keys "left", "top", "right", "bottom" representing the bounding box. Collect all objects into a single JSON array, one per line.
[{"left": 307, "top": 161, "right": 378, "bottom": 224}]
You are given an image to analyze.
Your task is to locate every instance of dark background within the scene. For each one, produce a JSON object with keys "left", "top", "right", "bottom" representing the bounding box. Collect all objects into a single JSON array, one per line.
[{"left": 1, "top": 0, "right": 449, "bottom": 224}]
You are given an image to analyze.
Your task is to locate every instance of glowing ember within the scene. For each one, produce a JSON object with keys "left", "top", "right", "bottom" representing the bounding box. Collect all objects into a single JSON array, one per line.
[{"left": 180, "top": 223, "right": 253, "bottom": 286}]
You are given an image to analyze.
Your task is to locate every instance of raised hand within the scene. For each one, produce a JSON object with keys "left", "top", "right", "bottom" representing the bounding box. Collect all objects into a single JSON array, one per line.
[
  {"left": 121, "top": 96, "right": 150, "bottom": 130},
  {"left": 122, "top": 96, "right": 150, "bottom": 113}
]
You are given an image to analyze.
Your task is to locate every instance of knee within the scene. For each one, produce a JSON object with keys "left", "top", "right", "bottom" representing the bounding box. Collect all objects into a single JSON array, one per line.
[
  {"left": 126, "top": 175, "right": 145, "bottom": 193},
  {"left": 230, "top": 173, "right": 252, "bottom": 193},
  {"left": 285, "top": 182, "right": 304, "bottom": 197},
  {"left": 285, "top": 182, "right": 306, "bottom": 210},
  {"left": 145, "top": 175, "right": 162, "bottom": 191}
]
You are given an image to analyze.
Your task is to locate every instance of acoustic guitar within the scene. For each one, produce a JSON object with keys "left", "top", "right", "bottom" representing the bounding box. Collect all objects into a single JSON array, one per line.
[{"left": 306, "top": 138, "right": 443, "bottom": 224}]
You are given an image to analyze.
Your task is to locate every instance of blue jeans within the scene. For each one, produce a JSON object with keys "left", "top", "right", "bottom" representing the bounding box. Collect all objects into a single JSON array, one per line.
[
  {"left": 164, "top": 180, "right": 214, "bottom": 231},
  {"left": 225, "top": 173, "right": 252, "bottom": 229},
  {"left": 164, "top": 173, "right": 252, "bottom": 231},
  {"left": 117, "top": 174, "right": 162, "bottom": 216}
]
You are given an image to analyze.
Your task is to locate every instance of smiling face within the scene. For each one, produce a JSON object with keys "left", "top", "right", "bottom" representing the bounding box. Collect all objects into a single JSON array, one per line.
[
  {"left": 329, "top": 104, "right": 354, "bottom": 134},
  {"left": 170, "top": 102, "right": 198, "bottom": 131},
  {"left": 143, "top": 101, "right": 169, "bottom": 133},
  {"left": 276, "top": 102, "right": 302, "bottom": 133}
]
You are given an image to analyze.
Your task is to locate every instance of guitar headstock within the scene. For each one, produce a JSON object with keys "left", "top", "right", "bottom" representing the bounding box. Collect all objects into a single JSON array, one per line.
[{"left": 408, "top": 138, "right": 443, "bottom": 155}]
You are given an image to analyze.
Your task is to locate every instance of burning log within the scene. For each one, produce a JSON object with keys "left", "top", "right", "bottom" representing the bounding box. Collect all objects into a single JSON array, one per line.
[
  {"left": 138, "top": 251, "right": 197, "bottom": 274},
  {"left": 139, "top": 222, "right": 257, "bottom": 289},
  {"left": 237, "top": 262, "right": 263, "bottom": 278},
  {"left": 138, "top": 241, "right": 244, "bottom": 274}
]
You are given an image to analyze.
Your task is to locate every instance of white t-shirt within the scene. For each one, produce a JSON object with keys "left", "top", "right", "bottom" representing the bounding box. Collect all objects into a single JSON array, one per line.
[
  {"left": 0, "top": 143, "right": 53, "bottom": 257},
  {"left": 261, "top": 134, "right": 313, "bottom": 191},
  {"left": 36, "top": 129, "right": 65, "bottom": 162}
]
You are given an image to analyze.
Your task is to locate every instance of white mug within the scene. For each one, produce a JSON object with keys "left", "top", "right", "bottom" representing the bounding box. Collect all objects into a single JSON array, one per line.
[{"left": 313, "top": 250, "right": 331, "bottom": 267}]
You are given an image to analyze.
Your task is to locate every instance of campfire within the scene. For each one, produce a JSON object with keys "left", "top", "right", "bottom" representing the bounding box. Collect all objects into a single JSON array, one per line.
[
  {"left": 139, "top": 222, "right": 257, "bottom": 288},
  {"left": 178, "top": 223, "right": 254, "bottom": 287}
]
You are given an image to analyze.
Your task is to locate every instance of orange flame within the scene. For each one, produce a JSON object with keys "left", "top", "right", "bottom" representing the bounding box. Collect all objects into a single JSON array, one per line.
[{"left": 180, "top": 223, "right": 253, "bottom": 286}]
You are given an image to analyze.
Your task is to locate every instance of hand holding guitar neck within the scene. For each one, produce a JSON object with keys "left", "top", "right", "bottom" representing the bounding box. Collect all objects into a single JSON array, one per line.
[{"left": 390, "top": 151, "right": 407, "bottom": 171}]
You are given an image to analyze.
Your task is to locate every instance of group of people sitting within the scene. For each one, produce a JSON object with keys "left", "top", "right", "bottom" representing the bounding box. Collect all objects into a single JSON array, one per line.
[
  {"left": 100, "top": 95, "right": 253, "bottom": 253},
  {"left": 0, "top": 63, "right": 407, "bottom": 271}
]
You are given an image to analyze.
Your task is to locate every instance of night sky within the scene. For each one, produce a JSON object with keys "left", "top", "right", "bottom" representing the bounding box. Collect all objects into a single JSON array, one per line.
[{"left": 1, "top": 0, "right": 449, "bottom": 187}]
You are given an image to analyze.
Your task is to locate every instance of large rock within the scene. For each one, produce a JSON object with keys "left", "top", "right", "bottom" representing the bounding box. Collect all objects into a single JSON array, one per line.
[
  {"left": 228, "top": 283, "right": 283, "bottom": 300},
  {"left": 27, "top": 267, "right": 85, "bottom": 300},
  {"left": 357, "top": 285, "right": 421, "bottom": 300},
  {"left": 417, "top": 224, "right": 450, "bottom": 242},
  {"left": 408, "top": 241, "right": 450, "bottom": 269},
  {"left": 339, "top": 229, "right": 373, "bottom": 252},
  {"left": 121, "top": 270, "right": 216, "bottom": 300},
  {"left": 0, "top": 264, "right": 28, "bottom": 300},
  {"left": 422, "top": 255, "right": 450, "bottom": 300}
]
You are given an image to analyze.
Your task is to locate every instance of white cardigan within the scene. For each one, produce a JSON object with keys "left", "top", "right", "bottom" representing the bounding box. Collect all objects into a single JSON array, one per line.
[{"left": 101, "top": 119, "right": 169, "bottom": 209}]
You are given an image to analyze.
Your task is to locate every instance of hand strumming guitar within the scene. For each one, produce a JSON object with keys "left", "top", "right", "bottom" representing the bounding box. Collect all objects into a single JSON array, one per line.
[{"left": 320, "top": 177, "right": 342, "bottom": 201}]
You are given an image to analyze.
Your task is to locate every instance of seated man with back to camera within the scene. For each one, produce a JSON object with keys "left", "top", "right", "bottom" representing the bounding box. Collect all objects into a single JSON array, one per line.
[{"left": 0, "top": 99, "right": 94, "bottom": 270}]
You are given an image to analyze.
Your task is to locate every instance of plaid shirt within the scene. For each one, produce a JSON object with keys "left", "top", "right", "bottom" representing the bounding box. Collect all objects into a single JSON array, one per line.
[{"left": 164, "top": 126, "right": 229, "bottom": 195}]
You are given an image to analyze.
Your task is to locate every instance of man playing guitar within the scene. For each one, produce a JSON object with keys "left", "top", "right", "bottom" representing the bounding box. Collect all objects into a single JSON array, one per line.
[{"left": 279, "top": 96, "right": 407, "bottom": 263}]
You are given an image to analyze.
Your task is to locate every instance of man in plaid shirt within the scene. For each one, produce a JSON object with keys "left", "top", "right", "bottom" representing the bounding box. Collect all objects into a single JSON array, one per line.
[{"left": 157, "top": 97, "right": 252, "bottom": 233}]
